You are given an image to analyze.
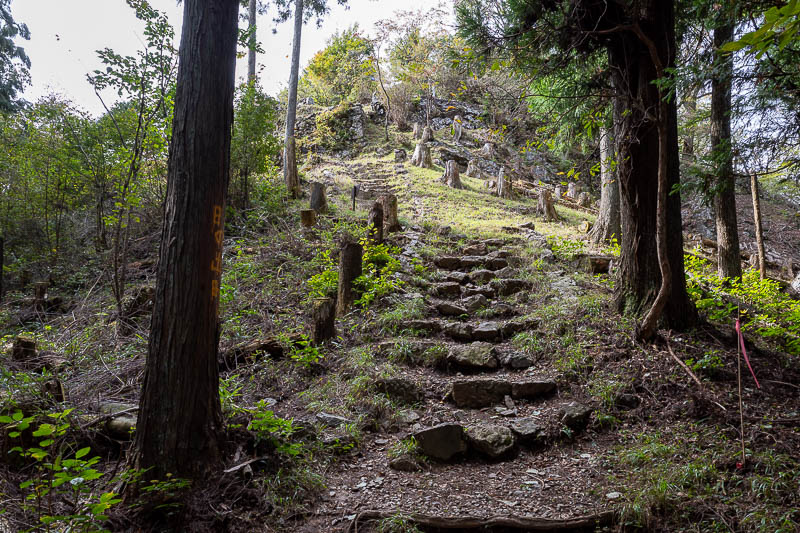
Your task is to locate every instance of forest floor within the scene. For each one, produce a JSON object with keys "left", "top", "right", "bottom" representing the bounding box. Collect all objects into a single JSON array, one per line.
[{"left": 1, "top": 121, "right": 799, "bottom": 532}]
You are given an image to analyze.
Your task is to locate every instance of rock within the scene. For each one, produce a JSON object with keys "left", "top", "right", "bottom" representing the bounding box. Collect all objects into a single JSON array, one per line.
[
  {"left": 467, "top": 424, "right": 516, "bottom": 458},
  {"left": 431, "top": 282, "right": 461, "bottom": 298},
  {"left": 463, "top": 243, "right": 488, "bottom": 256},
  {"left": 492, "top": 303, "right": 516, "bottom": 317},
  {"left": 494, "top": 266, "right": 515, "bottom": 278},
  {"left": 510, "top": 418, "right": 547, "bottom": 445},
  {"left": 376, "top": 377, "right": 424, "bottom": 404},
  {"left": 437, "top": 146, "right": 470, "bottom": 169},
  {"left": 451, "top": 379, "right": 512, "bottom": 408},
  {"left": 405, "top": 320, "right": 442, "bottom": 334},
  {"left": 434, "top": 256, "right": 462, "bottom": 269},
  {"left": 445, "top": 271, "right": 469, "bottom": 284},
  {"left": 490, "top": 279, "right": 533, "bottom": 296},
  {"left": 572, "top": 254, "right": 612, "bottom": 274},
  {"left": 511, "top": 380, "right": 557, "bottom": 400},
  {"left": 558, "top": 402, "right": 593, "bottom": 432},
  {"left": 436, "top": 301, "right": 468, "bottom": 316},
  {"left": 413, "top": 423, "right": 467, "bottom": 460},
  {"left": 447, "top": 342, "right": 498, "bottom": 370},
  {"left": 462, "top": 294, "right": 489, "bottom": 313},
  {"left": 459, "top": 256, "right": 484, "bottom": 269},
  {"left": 472, "top": 322, "right": 501, "bottom": 341},
  {"left": 483, "top": 239, "right": 506, "bottom": 247},
  {"left": 389, "top": 455, "right": 422, "bottom": 472},
  {"left": 500, "top": 317, "right": 540, "bottom": 337},
  {"left": 316, "top": 413, "right": 353, "bottom": 427},
  {"left": 615, "top": 393, "right": 641, "bottom": 409},
  {"left": 485, "top": 257, "right": 509, "bottom": 271},
  {"left": 791, "top": 272, "right": 800, "bottom": 293},
  {"left": 468, "top": 269, "right": 496, "bottom": 284},
  {"left": 501, "top": 352, "right": 536, "bottom": 369},
  {"left": 606, "top": 492, "right": 622, "bottom": 500},
  {"left": 444, "top": 322, "right": 474, "bottom": 342},
  {"left": 463, "top": 286, "right": 495, "bottom": 298},
  {"left": 394, "top": 149, "right": 407, "bottom": 162}
]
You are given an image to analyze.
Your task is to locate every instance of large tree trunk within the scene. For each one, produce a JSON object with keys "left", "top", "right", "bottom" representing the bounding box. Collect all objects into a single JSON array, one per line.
[
  {"left": 750, "top": 173, "right": 766, "bottom": 280},
  {"left": 247, "top": 0, "right": 257, "bottom": 83},
  {"left": 589, "top": 126, "right": 620, "bottom": 245},
  {"left": 283, "top": 0, "right": 304, "bottom": 198},
  {"left": 711, "top": 21, "right": 741, "bottom": 280},
  {"left": 135, "top": 0, "right": 238, "bottom": 481},
  {"left": 608, "top": 1, "right": 696, "bottom": 331}
]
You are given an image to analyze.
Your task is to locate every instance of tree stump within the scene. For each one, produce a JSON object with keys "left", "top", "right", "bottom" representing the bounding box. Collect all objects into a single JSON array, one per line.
[
  {"left": 466, "top": 159, "right": 481, "bottom": 178},
  {"left": 440, "top": 160, "right": 464, "bottom": 189},
  {"left": 577, "top": 192, "right": 591, "bottom": 207},
  {"left": 554, "top": 186, "right": 565, "bottom": 200},
  {"left": 453, "top": 115, "right": 463, "bottom": 143},
  {"left": 497, "top": 167, "right": 512, "bottom": 199},
  {"left": 33, "top": 282, "right": 48, "bottom": 311},
  {"left": 312, "top": 297, "right": 336, "bottom": 345},
  {"left": 411, "top": 142, "right": 432, "bottom": 168},
  {"left": 567, "top": 182, "right": 581, "bottom": 199},
  {"left": 337, "top": 238, "right": 363, "bottom": 317},
  {"left": 480, "top": 143, "right": 494, "bottom": 158},
  {"left": 300, "top": 209, "right": 317, "bottom": 227},
  {"left": 12, "top": 336, "right": 37, "bottom": 362},
  {"left": 394, "top": 149, "right": 407, "bottom": 163},
  {"left": 537, "top": 189, "right": 560, "bottom": 221},
  {"left": 310, "top": 182, "right": 328, "bottom": 214},
  {"left": 421, "top": 126, "right": 434, "bottom": 143},
  {"left": 380, "top": 194, "right": 401, "bottom": 233},
  {"left": 368, "top": 201, "right": 384, "bottom": 244},
  {"left": 413, "top": 122, "right": 422, "bottom": 140}
]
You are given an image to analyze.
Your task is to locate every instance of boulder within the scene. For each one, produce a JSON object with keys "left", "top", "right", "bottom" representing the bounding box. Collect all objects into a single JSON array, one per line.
[
  {"left": 444, "top": 322, "right": 474, "bottom": 342},
  {"left": 472, "top": 322, "right": 501, "bottom": 341},
  {"left": 509, "top": 418, "right": 547, "bottom": 445},
  {"left": 451, "top": 379, "right": 511, "bottom": 408},
  {"left": 413, "top": 423, "right": 467, "bottom": 460},
  {"left": 447, "top": 342, "right": 498, "bottom": 370},
  {"left": 558, "top": 402, "right": 593, "bottom": 432},
  {"left": 467, "top": 424, "right": 516, "bottom": 458}
]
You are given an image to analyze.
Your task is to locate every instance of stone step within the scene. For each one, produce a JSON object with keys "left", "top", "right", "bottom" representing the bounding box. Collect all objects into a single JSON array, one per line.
[
  {"left": 428, "top": 278, "right": 533, "bottom": 300},
  {"left": 449, "top": 377, "right": 557, "bottom": 408},
  {"left": 433, "top": 254, "right": 509, "bottom": 271},
  {"left": 400, "top": 316, "right": 539, "bottom": 343},
  {"left": 375, "top": 338, "right": 540, "bottom": 371}
]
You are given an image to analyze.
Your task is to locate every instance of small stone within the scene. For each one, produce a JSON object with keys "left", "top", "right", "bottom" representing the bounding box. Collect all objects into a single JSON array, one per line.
[
  {"left": 316, "top": 413, "right": 352, "bottom": 427},
  {"left": 413, "top": 423, "right": 467, "bottom": 460},
  {"left": 501, "top": 352, "right": 535, "bottom": 369},
  {"left": 389, "top": 455, "right": 421, "bottom": 472},
  {"left": 462, "top": 243, "right": 488, "bottom": 256},
  {"left": 472, "top": 322, "right": 501, "bottom": 341},
  {"left": 436, "top": 301, "right": 468, "bottom": 316},
  {"left": 431, "top": 282, "right": 462, "bottom": 298},
  {"left": 444, "top": 322, "right": 474, "bottom": 342},
  {"left": 511, "top": 380, "right": 557, "bottom": 400},
  {"left": 447, "top": 342, "right": 498, "bottom": 370},
  {"left": 558, "top": 402, "right": 593, "bottom": 432},
  {"left": 606, "top": 492, "right": 622, "bottom": 500},
  {"left": 468, "top": 269, "right": 496, "bottom": 284},
  {"left": 451, "top": 379, "right": 511, "bottom": 408},
  {"left": 467, "top": 424, "right": 516, "bottom": 458},
  {"left": 462, "top": 294, "right": 489, "bottom": 313},
  {"left": 510, "top": 418, "right": 546, "bottom": 444},
  {"left": 504, "top": 395, "right": 515, "bottom": 409}
]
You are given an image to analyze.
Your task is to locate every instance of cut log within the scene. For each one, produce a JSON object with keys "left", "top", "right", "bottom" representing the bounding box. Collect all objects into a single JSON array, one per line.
[
  {"left": 33, "top": 282, "right": 48, "bottom": 311},
  {"left": 300, "top": 209, "right": 317, "bottom": 228},
  {"left": 466, "top": 159, "right": 481, "bottom": 178},
  {"left": 310, "top": 182, "right": 328, "bottom": 214},
  {"left": 411, "top": 142, "right": 432, "bottom": 168},
  {"left": 497, "top": 167, "right": 512, "bottom": 199},
  {"left": 537, "top": 189, "right": 560, "bottom": 222},
  {"left": 567, "top": 182, "right": 581, "bottom": 199},
  {"left": 337, "top": 238, "right": 363, "bottom": 317},
  {"left": 480, "top": 142, "right": 494, "bottom": 158},
  {"left": 577, "top": 192, "right": 591, "bottom": 207},
  {"left": 312, "top": 297, "right": 336, "bottom": 345},
  {"left": 368, "top": 201, "right": 384, "bottom": 244},
  {"left": 554, "top": 186, "right": 565, "bottom": 200},
  {"left": 453, "top": 115, "right": 463, "bottom": 143},
  {"left": 421, "top": 125, "right": 434, "bottom": 143},
  {"left": 413, "top": 122, "right": 422, "bottom": 140},
  {"left": 12, "top": 336, "right": 37, "bottom": 362},
  {"left": 380, "top": 194, "right": 401, "bottom": 233},
  {"left": 440, "top": 160, "right": 464, "bottom": 189}
]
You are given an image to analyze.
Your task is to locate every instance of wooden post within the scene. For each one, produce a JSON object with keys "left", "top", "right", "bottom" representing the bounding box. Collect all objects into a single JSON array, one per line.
[
  {"left": 337, "top": 238, "right": 363, "bottom": 317},
  {"left": 750, "top": 173, "right": 766, "bottom": 279},
  {"left": 380, "top": 194, "right": 401, "bottom": 233},
  {"left": 310, "top": 182, "right": 328, "bottom": 214},
  {"left": 567, "top": 182, "right": 581, "bottom": 200},
  {"left": 466, "top": 159, "right": 480, "bottom": 178},
  {"left": 300, "top": 209, "right": 317, "bottom": 227},
  {"left": 497, "top": 167, "right": 512, "bottom": 199},
  {"left": 368, "top": 201, "right": 384, "bottom": 244},
  {"left": 34, "top": 282, "right": 48, "bottom": 312},
  {"left": 312, "top": 297, "right": 336, "bottom": 345}
]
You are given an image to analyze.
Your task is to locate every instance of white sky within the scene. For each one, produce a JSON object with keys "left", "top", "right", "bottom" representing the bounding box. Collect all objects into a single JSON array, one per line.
[{"left": 11, "top": 0, "right": 449, "bottom": 116}]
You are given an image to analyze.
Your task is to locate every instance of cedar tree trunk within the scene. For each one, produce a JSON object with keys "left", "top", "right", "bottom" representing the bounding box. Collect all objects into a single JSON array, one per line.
[
  {"left": 284, "top": 0, "right": 303, "bottom": 198},
  {"left": 589, "top": 126, "right": 620, "bottom": 245},
  {"left": 135, "top": 0, "right": 238, "bottom": 480},
  {"left": 247, "top": 0, "right": 257, "bottom": 83}
]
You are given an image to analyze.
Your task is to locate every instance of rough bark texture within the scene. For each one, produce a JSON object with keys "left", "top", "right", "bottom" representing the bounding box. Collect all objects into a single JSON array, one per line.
[
  {"left": 336, "top": 239, "right": 363, "bottom": 317},
  {"left": 537, "top": 189, "right": 559, "bottom": 221},
  {"left": 607, "top": 1, "right": 695, "bottom": 330},
  {"left": 421, "top": 125, "right": 434, "bottom": 143},
  {"left": 711, "top": 21, "right": 742, "bottom": 280},
  {"left": 497, "top": 167, "right": 512, "bottom": 199},
  {"left": 413, "top": 122, "right": 422, "bottom": 140},
  {"left": 310, "top": 182, "right": 328, "bottom": 214},
  {"left": 480, "top": 143, "right": 494, "bottom": 158},
  {"left": 589, "top": 127, "right": 620, "bottom": 245},
  {"left": 247, "top": 0, "right": 257, "bottom": 83},
  {"left": 750, "top": 173, "right": 766, "bottom": 280},
  {"left": 453, "top": 115, "right": 463, "bottom": 143},
  {"left": 368, "top": 201, "right": 384, "bottom": 244},
  {"left": 135, "top": 0, "right": 238, "bottom": 481},
  {"left": 466, "top": 159, "right": 480, "bottom": 178},
  {"left": 380, "top": 194, "right": 401, "bottom": 233},
  {"left": 411, "top": 142, "right": 432, "bottom": 168},
  {"left": 554, "top": 186, "right": 565, "bottom": 200},
  {"left": 12, "top": 336, "right": 36, "bottom": 362},
  {"left": 311, "top": 297, "right": 336, "bottom": 345},
  {"left": 300, "top": 209, "right": 317, "bottom": 227},
  {"left": 33, "top": 282, "right": 48, "bottom": 312},
  {"left": 441, "top": 160, "right": 464, "bottom": 189},
  {"left": 0, "top": 236, "right": 3, "bottom": 302},
  {"left": 283, "top": 0, "right": 304, "bottom": 198},
  {"left": 567, "top": 182, "right": 580, "bottom": 200},
  {"left": 577, "top": 192, "right": 591, "bottom": 208}
]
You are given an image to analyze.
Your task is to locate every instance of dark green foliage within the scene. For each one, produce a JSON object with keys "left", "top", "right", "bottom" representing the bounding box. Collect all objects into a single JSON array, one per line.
[{"left": 0, "top": 0, "right": 30, "bottom": 112}]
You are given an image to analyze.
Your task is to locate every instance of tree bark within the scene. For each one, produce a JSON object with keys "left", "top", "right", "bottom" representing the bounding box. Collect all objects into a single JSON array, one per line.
[
  {"left": 537, "top": 189, "right": 559, "bottom": 221},
  {"left": 135, "top": 0, "right": 238, "bottom": 481},
  {"left": 441, "top": 160, "right": 464, "bottom": 189},
  {"left": 421, "top": 125, "right": 434, "bottom": 143},
  {"left": 567, "top": 182, "right": 581, "bottom": 200},
  {"left": 0, "top": 236, "right": 3, "bottom": 303},
  {"left": 368, "top": 201, "right": 384, "bottom": 244},
  {"left": 310, "top": 182, "right": 328, "bottom": 214},
  {"left": 466, "top": 159, "right": 481, "bottom": 178},
  {"left": 300, "top": 209, "right": 317, "bottom": 227},
  {"left": 380, "top": 194, "right": 401, "bottom": 232},
  {"left": 312, "top": 297, "right": 336, "bottom": 345},
  {"left": 247, "top": 0, "right": 257, "bottom": 84},
  {"left": 413, "top": 122, "right": 422, "bottom": 140},
  {"left": 453, "top": 115, "right": 463, "bottom": 143},
  {"left": 337, "top": 238, "right": 362, "bottom": 317},
  {"left": 497, "top": 167, "right": 511, "bottom": 198},
  {"left": 711, "top": 20, "right": 741, "bottom": 280},
  {"left": 608, "top": 2, "right": 696, "bottom": 331},
  {"left": 411, "top": 142, "right": 432, "bottom": 168},
  {"left": 589, "top": 127, "right": 620, "bottom": 245},
  {"left": 750, "top": 173, "right": 766, "bottom": 280},
  {"left": 283, "top": 0, "right": 304, "bottom": 198}
]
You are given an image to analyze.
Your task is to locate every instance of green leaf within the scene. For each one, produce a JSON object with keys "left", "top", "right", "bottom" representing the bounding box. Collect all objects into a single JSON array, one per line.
[{"left": 75, "top": 446, "right": 91, "bottom": 459}]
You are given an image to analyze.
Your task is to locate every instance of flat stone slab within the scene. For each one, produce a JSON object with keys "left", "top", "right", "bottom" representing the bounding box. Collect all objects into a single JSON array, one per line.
[
  {"left": 436, "top": 301, "right": 468, "bottom": 316},
  {"left": 459, "top": 256, "right": 485, "bottom": 269},
  {"left": 468, "top": 269, "right": 496, "bottom": 284},
  {"left": 472, "top": 322, "right": 501, "bottom": 341},
  {"left": 447, "top": 342, "right": 498, "bottom": 370},
  {"left": 490, "top": 278, "right": 533, "bottom": 296},
  {"left": 445, "top": 271, "right": 469, "bottom": 284},
  {"left": 463, "top": 286, "right": 495, "bottom": 298},
  {"left": 431, "top": 282, "right": 462, "bottom": 298},
  {"left": 434, "top": 256, "right": 462, "bottom": 269},
  {"left": 511, "top": 380, "right": 557, "bottom": 400},
  {"left": 444, "top": 322, "right": 474, "bottom": 342},
  {"left": 467, "top": 424, "right": 516, "bottom": 458},
  {"left": 413, "top": 423, "right": 467, "bottom": 460},
  {"left": 485, "top": 257, "right": 509, "bottom": 271},
  {"left": 509, "top": 418, "right": 546, "bottom": 445},
  {"left": 462, "top": 294, "right": 489, "bottom": 313},
  {"left": 451, "top": 379, "right": 512, "bottom": 408},
  {"left": 462, "top": 243, "right": 488, "bottom": 256}
]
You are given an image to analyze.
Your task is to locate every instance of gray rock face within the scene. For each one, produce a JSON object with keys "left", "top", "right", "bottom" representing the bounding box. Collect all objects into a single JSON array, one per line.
[
  {"left": 511, "top": 380, "right": 557, "bottom": 400},
  {"left": 501, "top": 352, "right": 536, "bottom": 369},
  {"left": 468, "top": 269, "right": 496, "bottom": 284},
  {"left": 462, "top": 243, "right": 488, "bottom": 256},
  {"left": 467, "top": 424, "right": 516, "bottom": 458},
  {"left": 558, "top": 402, "right": 593, "bottom": 432},
  {"left": 462, "top": 294, "right": 489, "bottom": 313},
  {"left": 510, "top": 418, "right": 546, "bottom": 444},
  {"left": 451, "top": 379, "right": 511, "bottom": 407},
  {"left": 376, "top": 377, "right": 424, "bottom": 404},
  {"left": 472, "top": 322, "right": 501, "bottom": 341},
  {"left": 463, "top": 286, "right": 495, "bottom": 298},
  {"left": 436, "top": 301, "right": 468, "bottom": 316},
  {"left": 316, "top": 413, "right": 353, "bottom": 427},
  {"left": 431, "top": 282, "right": 461, "bottom": 298},
  {"left": 485, "top": 257, "right": 509, "bottom": 271},
  {"left": 413, "top": 423, "right": 467, "bottom": 460},
  {"left": 444, "top": 322, "right": 474, "bottom": 342},
  {"left": 447, "top": 342, "right": 498, "bottom": 370},
  {"left": 490, "top": 278, "right": 533, "bottom": 296}
]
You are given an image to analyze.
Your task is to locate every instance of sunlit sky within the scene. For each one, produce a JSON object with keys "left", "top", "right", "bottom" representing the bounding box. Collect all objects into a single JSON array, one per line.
[{"left": 11, "top": 0, "right": 451, "bottom": 116}]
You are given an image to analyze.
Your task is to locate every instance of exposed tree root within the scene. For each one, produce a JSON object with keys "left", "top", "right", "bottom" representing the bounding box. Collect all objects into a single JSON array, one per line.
[{"left": 346, "top": 510, "right": 614, "bottom": 532}]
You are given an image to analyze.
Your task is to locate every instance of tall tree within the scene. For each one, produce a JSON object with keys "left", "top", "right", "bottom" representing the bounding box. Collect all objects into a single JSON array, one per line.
[
  {"left": 0, "top": 0, "right": 31, "bottom": 112},
  {"left": 589, "top": 125, "right": 620, "bottom": 245},
  {"left": 135, "top": 0, "right": 239, "bottom": 480},
  {"left": 283, "top": 0, "right": 304, "bottom": 198},
  {"left": 248, "top": 0, "right": 258, "bottom": 83}
]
